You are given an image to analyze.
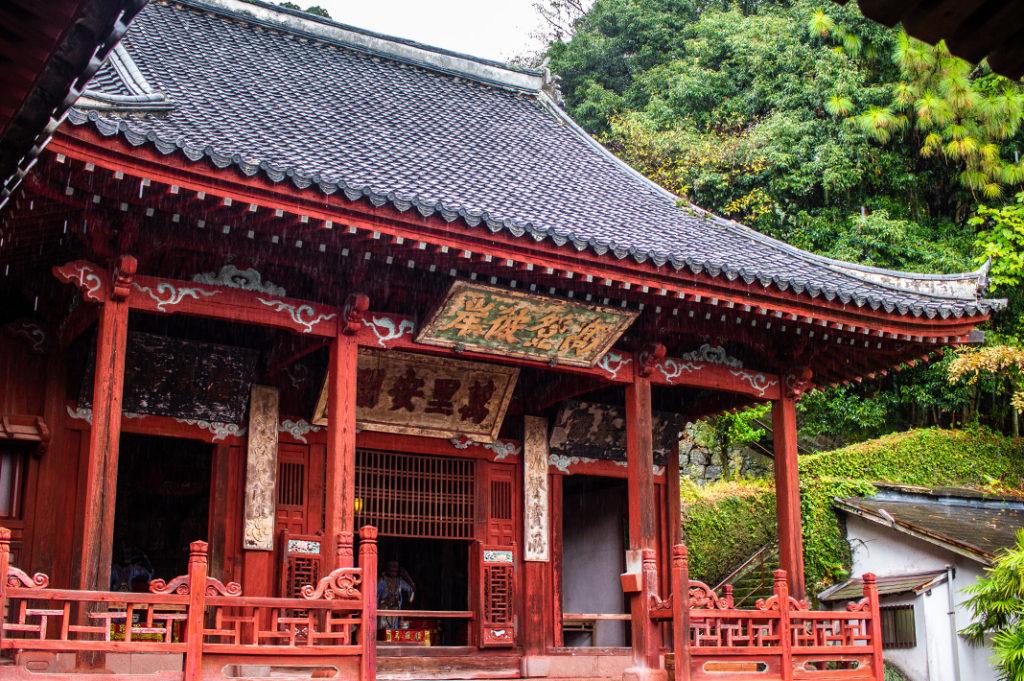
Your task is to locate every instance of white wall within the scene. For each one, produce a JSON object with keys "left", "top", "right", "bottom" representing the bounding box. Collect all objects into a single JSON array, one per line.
[{"left": 843, "top": 515, "right": 995, "bottom": 681}]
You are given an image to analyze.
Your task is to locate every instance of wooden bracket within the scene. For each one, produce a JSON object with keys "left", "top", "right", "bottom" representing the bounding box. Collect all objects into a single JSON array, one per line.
[
  {"left": 341, "top": 292, "right": 370, "bottom": 335},
  {"left": 637, "top": 343, "right": 666, "bottom": 377},
  {"left": 784, "top": 366, "right": 814, "bottom": 398},
  {"left": 52, "top": 260, "right": 109, "bottom": 303},
  {"left": 111, "top": 254, "right": 138, "bottom": 301}
]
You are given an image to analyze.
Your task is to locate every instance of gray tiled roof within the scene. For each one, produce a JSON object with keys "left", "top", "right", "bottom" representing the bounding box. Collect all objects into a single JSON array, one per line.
[{"left": 68, "top": 0, "right": 1002, "bottom": 320}]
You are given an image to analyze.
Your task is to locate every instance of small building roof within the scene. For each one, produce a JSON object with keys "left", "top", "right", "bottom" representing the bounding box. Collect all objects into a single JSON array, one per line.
[
  {"left": 818, "top": 570, "right": 946, "bottom": 603},
  {"left": 66, "top": 0, "right": 1001, "bottom": 321},
  {"left": 835, "top": 488, "right": 1024, "bottom": 565}
]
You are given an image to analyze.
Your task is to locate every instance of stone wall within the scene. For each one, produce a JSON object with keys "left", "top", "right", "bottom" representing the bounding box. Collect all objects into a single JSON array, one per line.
[{"left": 680, "top": 438, "right": 773, "bottom": 483}]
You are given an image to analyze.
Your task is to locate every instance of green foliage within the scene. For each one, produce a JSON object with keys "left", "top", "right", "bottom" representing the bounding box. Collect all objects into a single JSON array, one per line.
[
  {"left": 798, "top": 427, "right": 1024, "bottom": 487},
  {"left": 962, "top": 530, "right": 1024, "bottom": 681},
  {"left": 680, "top": 479, "right": 776, "bottom": 585},
  {"left": 277, "top": 2, "right": 331, "bottom": 18},
  {"left": 680, "top": 428, "right": 1024, "bottom": 597},
  {"left": 973, "top": 191, "right": 1024, "bottom": 288},
  {"left": 800, "top": 478, "right": 876, "bottom": 592}
]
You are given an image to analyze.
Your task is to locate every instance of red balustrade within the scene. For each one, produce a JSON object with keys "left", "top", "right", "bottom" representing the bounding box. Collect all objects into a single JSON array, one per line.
[
  {"left": 0, "top": 526, "right": 378, "bottom": 681},
  {"left": 655, "top": 543, "right": 884, "bottom": 681}
]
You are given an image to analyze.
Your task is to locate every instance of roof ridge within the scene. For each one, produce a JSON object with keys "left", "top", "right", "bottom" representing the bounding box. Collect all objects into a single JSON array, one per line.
[{"left": 173, "top": 0, "right": 552, "bottom": 95}]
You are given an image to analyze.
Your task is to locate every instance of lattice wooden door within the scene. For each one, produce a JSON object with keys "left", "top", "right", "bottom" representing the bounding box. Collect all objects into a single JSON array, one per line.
[{"left": 477, "top": 463, "right": 517, "bottom": 647}]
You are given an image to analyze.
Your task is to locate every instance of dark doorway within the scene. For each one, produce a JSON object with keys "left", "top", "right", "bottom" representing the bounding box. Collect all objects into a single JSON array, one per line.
[
  {"left": 111, "top": 433, "right": 212, "bottom": 591},
  {"left": 376, "top": 536, "right": 470, "bottom": 646},
  {"left": 562, "top": 474, "right": 629, "bottom": 647}
]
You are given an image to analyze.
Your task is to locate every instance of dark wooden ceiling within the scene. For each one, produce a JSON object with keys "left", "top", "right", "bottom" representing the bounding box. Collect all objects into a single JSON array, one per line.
[{"left": 834, "top": 0, "right": 1024, "bottom": 79}]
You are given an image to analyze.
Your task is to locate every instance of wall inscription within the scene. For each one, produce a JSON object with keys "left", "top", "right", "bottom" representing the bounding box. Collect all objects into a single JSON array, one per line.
[
  {"left": 523, "top": 415, "right": 550, "bottom": 562},
  {"left": 243, "top": 385, "right": 279, "bottom": 551},
  {"left": 416, "top": 281, "right": 637, "bottom": 367}
]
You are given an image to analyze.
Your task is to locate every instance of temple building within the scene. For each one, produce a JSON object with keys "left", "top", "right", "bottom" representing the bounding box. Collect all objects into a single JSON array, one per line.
[{"left": 0, "top": 1, "right": 1001, "bottom": 680}]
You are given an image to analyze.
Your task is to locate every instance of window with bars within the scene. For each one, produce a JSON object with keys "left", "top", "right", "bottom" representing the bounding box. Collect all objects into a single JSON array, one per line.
[
  {"left": 880, "top": 604, "right": 917, "bottom": 649},
  {"left": 355, "top": 449, "right": 475, "bottom": 539}
]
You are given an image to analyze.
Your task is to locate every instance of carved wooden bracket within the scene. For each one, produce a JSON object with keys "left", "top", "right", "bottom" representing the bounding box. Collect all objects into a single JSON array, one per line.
[
  {"left": 784, "top": 366, "right": 814, "bottom": 398},
  {"left": 637, "top": 343, "right": 666, "bottom": 377},
  {"left": 0, "top": 415, "right": 50, "bottom": 456},
  {"left": 111, "top": 254, "right": 138, "bottom": 301},
  {"left": 341, "top": 293, "right": 369, "bottom": 335},
  {"left": 53, "top": 260, "right": 109, "bottom": 303}
]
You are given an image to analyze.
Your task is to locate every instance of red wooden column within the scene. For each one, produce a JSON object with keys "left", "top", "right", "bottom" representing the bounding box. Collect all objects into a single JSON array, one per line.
[
  {"left": 77, "top": 257, "right": 134, "bottom": 592},
  {"left": 625, "top": 369, "right": 662, "bottom": 679},
  {"left": 772, "top": 393, "right": 805, "bottom": 600},
  {"left": 324, "top": 296, "right": 364, "bottom": 570}
]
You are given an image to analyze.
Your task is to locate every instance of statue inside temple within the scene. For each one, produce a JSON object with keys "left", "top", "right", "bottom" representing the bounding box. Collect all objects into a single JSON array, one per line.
[{"left": 377, "top": 559, "right": 416, "bottom": 630}]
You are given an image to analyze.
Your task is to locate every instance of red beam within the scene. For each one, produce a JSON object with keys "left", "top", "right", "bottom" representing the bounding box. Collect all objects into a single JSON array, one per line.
[{"left": 47, "top": 133, "right": 990, "bottom": 340}]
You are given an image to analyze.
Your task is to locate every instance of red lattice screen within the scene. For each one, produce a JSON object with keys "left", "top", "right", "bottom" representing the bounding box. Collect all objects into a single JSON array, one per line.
[{"left": 355, "top": 449, "right": 475, "bottom": 539}]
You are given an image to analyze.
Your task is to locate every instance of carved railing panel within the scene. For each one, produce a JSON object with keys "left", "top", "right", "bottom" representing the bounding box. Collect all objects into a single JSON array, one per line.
[
  {"left": 0, "top": 526, "right": 379, "bottom": 681},
  {"left": 661, "top": 544, "right": 884, "bottom": 681}
]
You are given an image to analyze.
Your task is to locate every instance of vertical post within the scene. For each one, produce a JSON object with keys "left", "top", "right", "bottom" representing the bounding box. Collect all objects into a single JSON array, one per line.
[
  {"left": 863, "top": 573, "right": 884, "bottom": 681},
  {"left": 773, "top": 570, "right": 793, "bottom": 681},
  {"left": 184, "top": 541, "right": 209, "bottom": 681},
  {"left": 358, "top": 526, "right": 378, "bottom": 681},
  {"left": 522, "top": 416, "right": 551, "bottom": 672},
  {"left": 324, "top": 332, "right": 358, "bottom": 569},
  {"left": 671, "top": 545, "right": 690, "bottom": 681},
  {"left": 78, "top": 289, "right": 130, "bottom": 591},
  {"left": 667, "top": 450, "right": 682, "bottom": 549},
  {"left": 640, "top": 549, "right": 660, "bottom": 668},
  {"left": 772, "top": 396, "right": 805, "bottom": 599},
  {"left": 625, "top": 375, "right": 662, "bottom": 678},
  {"left": 0, "top": 527, "right": 10, "bottom": 649}
]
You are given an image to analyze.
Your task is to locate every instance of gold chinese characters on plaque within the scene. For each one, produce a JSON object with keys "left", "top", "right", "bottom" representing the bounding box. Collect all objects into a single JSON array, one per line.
[
  {"left": 416, "top": 281, "right": 638, "bottom": 367},
  {"left": 313, "top": 349, "right": 519, "bottom": 443}
]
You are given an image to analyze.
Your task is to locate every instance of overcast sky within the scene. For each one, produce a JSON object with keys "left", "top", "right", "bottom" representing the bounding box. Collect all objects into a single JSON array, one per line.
[{"left": 308, "top": 1, "right": 550, "bottom": 63}]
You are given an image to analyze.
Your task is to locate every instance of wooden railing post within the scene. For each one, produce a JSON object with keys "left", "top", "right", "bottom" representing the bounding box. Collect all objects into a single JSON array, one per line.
[
  {"left": 336, "top": 532, "right": 354, "bottom": 568},
  {"left": 773, "top": 570, "right": 793, "bottom": 681},
  {"left": 184, "top": 541, "right": 209, "bottom": 681},
  {"left": 0, "top": 527, "right": 10, "bottom": 649},
  {"left": 640, "top": 548, "right": 661, "bottom": 669},
  {"left": 863, "top": 573, "right": 883, "bottom": 681},
  {"left": 671, "top": 544, "right": 690, "bottom": 681},
  {"left": 358, "top": 526, "right": 378, "bottom": 681}
]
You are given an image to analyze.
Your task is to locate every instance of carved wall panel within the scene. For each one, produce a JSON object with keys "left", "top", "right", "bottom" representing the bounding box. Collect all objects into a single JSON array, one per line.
[
  {"left": 243, "top": 385, "right": 279, "bottom": 550},
  {"left": 523, "top": 415, "right": 549, "bottom": 562}
]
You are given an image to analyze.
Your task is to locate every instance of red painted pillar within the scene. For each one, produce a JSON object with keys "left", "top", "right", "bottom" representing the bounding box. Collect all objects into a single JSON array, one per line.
[
  {"left": 772, "top": 395, "right": 805, "bottom": 600},
  {"left": 324, "top": 330, "right": 358, "bottom": 569},
  {"left": 625, "top": 375, "right": 662, "bottom": 676},
  {"left": 78, "top": 283, "right": 130, "bottom": 591}
]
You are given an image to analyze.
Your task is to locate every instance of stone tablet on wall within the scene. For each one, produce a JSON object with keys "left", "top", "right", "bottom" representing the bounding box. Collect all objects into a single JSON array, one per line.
[
  {"left": 416, "top": 281, "right": 637, "bottom": 368},
  {"left": 548, "top": 400, "right": 685, "bottom": 464},
  {"left": 313, "top": 349, "right": 518, "bottom": 443}
]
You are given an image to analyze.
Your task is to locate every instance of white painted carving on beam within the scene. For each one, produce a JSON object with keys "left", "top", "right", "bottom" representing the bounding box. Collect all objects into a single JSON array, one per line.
[
  {"left": 279, "top": 418, "right": 321, "bottom": 443},
  {"left": 362, "top": 315, "right": 416, "bottom": 347},
  {"left": 257, "top": 298, "right": 337, "bottom": 334},
  {"left": 132, "top": 282, "right": 219, "bottom": 312},
  {"left": 596, "top": 351, "right": 632, "bottom": 380},
  {"left": 193, "top": 264, "right": 286, "bottom": 296},
  {"left": 728, "top": 370, "right": 777, "bottom": 398}
]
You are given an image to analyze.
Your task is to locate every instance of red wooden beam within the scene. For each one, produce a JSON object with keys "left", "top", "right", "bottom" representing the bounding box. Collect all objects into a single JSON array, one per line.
[{"left": 46, "top": 133, "right": 991, "bottom": 341}]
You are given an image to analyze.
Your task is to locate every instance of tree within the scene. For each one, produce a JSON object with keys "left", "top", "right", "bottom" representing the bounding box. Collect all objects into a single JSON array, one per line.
[
  {"left": 974, "top": 191, "right": 1024, "bottom": 289},
  {"left": 948, "top": 345, "right": 1024, "bottom": 436},
  {"left": 962, "top": 529, "right": 1024, "bottom": 681}
]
